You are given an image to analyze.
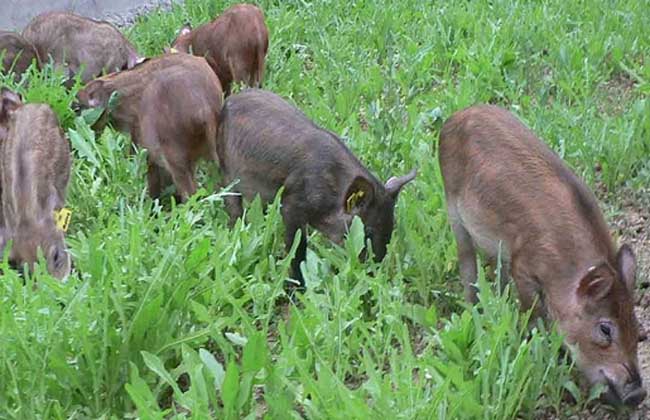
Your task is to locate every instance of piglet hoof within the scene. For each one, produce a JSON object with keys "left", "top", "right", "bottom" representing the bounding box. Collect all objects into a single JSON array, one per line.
[{"left": 638, "top": 326, "right": 648, "bottom": 342}]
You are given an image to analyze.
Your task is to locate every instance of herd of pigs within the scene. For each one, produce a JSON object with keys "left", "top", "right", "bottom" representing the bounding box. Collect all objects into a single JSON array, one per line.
[{"left": 0, "top": 2, "right": 646, "bottom": 410}]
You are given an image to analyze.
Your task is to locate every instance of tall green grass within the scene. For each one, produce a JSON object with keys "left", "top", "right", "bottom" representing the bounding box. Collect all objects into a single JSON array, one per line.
[{"left": 1, "top": 0, "right": 648, "bottom": 418}]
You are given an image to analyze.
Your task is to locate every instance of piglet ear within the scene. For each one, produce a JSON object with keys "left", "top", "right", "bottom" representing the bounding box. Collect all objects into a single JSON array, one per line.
[
  {"left": 344, "top": 176, "right": 375, "bottom": 215},
  {"left": 126, "top": 52, "right": 143, "bottom": 69},
  {"left": 78, "top": 80, "right": 106, "bottom": 108},
  {"left": 577, "top": 263, "right": 615, "bottom": 301},
  {"left": 88, "top": 79, "right": 105, "bottom": 94},
  {"left": 617, "top": 244, "right": 637, "bottom": 293},
  {"left": 180, "top": 23, "right": 192, "bottom": 36},
  {"left": 0, "top": 87, "right": 22, "bottom": 121},
  {"left": 385, "top": 168, "right": 416, "bottom": 198}
]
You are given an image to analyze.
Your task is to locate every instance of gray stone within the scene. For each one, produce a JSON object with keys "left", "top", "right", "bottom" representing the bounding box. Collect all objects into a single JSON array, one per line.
[{"left": 0, "top": 0, "right": 181, "bottom": 31}]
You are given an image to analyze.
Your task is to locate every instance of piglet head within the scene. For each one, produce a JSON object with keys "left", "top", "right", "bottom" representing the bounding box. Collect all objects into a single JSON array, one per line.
[
  {"left": 0, "top": 87, "right": 22, "bottom": 138},
  {"left": 562, "top": 245, "right": 645, "bottom": 407},
  {"left": 170, "top": 23, "right": 193, "bottom": 53},
  {"left": 343, "top": 168, "right": 416, "bottom": 261},
  {"left": 8, "top": 217, "right": 71, "bottom": 281}
]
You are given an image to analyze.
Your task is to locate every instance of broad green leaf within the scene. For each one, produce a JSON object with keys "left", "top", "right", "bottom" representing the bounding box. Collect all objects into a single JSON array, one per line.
[
  {"left": 242, "top": 332, "right": 268, "bottom": 374},
  {"left": 80, "top": 107, "right": 105, "bottom": 127},
  {"left": 141, "top": 351, "right": 182, "bottom": 396},
  {"left": 199, "top": 348, "right": 226, "bottom": 390},
  {"left": 222, "top": 361, "right": 240, "bottom": 419}
]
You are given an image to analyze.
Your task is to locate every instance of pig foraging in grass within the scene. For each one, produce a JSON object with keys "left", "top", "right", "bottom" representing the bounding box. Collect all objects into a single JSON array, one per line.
[
  {"left": 22, "top": 12, "right": 141, "bottom": 84},
  {"left": 0, "top": 31, "right": 40, "bottom": 80},
  {"left": 76, "top": 53, "right": 223, "bottom": 202},
  {"left": 439, "top": 104, "right": 645, "bottom": 407},
  {"left": 217, "top": 89, "right": 416, "bottom": 288},
  {"left": 0, "top": 88, "right": 71, "bottom": 280},
  {"left": 171, "top": 3, "right": 269, "bottom": 95}
]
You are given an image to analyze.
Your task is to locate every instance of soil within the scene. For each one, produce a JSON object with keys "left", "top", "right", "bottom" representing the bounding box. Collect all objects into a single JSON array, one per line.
[{"left": 596, "top": 72, "right": 638, "bottom": 116}]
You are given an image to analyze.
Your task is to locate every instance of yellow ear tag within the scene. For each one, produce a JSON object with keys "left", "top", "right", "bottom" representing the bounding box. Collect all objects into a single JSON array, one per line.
[
  {"left": 54, "top": 208, "right": 72, "bottom": 232},
  {"left": 169, "top": 47, "right": 179, "bottom": 54},
  {"left": 346, "top": 190, "right": 365, "bottom": 213}
]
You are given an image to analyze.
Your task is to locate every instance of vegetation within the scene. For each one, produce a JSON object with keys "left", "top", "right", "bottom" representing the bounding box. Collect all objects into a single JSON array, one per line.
[{"left": 1, "top": 0, "right": 648, "bottom": 418}]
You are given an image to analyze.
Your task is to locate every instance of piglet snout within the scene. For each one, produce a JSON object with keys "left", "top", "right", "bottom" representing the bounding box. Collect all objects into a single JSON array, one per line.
[{"left": 623, "top": 386, "right": 646, "bottom": 407}]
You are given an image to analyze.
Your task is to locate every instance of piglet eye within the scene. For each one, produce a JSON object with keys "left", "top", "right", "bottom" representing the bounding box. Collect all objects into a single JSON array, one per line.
[
  {"left": 600, "top": 323, "right": 612, "bottom": 338},
  {"left": 50, "top": 247, "right": 65, "bottom": 269},
  {"left": 53, "top": 250, "right": 62, "bottom": 267}
]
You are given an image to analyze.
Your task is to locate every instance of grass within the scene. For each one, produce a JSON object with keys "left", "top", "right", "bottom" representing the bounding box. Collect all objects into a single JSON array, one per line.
[{"left": 1, "top": 0, "right": 649, "bottom": 418}]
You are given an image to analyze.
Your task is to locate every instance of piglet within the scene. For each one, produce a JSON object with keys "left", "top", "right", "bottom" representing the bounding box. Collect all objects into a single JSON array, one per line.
[
  {"left": 171, "top": 3, "right": 269, "bottom": 95},
  {"left": 439, "top": 104, "right": 645, "bottom": 407},
  {"left": 0, "top": 31, "right": 40, "bottom": 80},
  {"left": 0, "top": 88, "right": 72, "bottom": 279},
  {"left": 217, "top": 89, "right": 416, "bottom": 287},
  {"left": 23, "top": 12, "right": 141, "bottom": 84}
]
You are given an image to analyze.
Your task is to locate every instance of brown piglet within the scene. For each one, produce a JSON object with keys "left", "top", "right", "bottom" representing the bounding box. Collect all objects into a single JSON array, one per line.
[
  {"left": 171, "top": 3, "right": 269, "bottom": 95},
  {"left": 0, "top": 31, "right": 40, "bottom": 80},
  {"left": 439, "top": 104, "right": 645, "bottom": 407},
  {"left": 217, "top": 89, "right": 416, "bottom": 288},
  {"left": 0, "top": 88, "right": 72, "bottom": 280},
  {"left": 76, "top": 53, "right": 223, "bottom": 202},
  {"left": 22, "top": 12, "right": 141, "bottom": 84}
]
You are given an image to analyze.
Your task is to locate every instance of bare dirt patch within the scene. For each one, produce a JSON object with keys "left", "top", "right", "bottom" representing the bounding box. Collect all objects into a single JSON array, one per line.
[{"left": 596, "top": 72, "right": 638, "bottom": 116}]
